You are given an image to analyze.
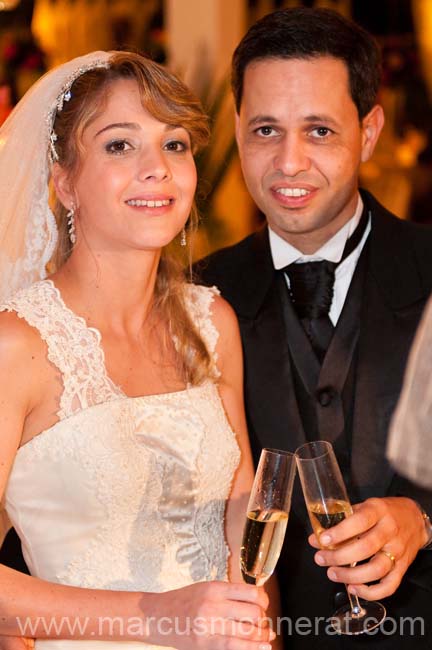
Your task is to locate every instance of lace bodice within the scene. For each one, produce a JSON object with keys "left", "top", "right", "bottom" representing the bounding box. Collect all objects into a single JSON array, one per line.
[{"left": 2, "top": 280, "right": 240, "bottom": 649}]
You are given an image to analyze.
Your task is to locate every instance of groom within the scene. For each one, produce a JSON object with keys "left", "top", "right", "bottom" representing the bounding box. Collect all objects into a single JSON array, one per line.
[{"left": 196, "top": 7, "right": 432, "bottom": 649}]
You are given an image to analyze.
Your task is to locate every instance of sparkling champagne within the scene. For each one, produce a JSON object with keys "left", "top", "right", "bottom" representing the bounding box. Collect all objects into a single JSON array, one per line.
[
  {"left": 308, "top": 499, "right": 352, "bottom": 549},
  {"left": 240, "top": 509, "right": 289, "bottom": 586}
]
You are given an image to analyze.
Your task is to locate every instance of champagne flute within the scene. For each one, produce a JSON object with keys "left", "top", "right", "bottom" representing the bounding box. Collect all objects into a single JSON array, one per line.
[
  {"left": 295, "top": 440, "right": 386, "bottom": 635},
  {"left": 240, "top": 448, "right": 296, "bottom": 586}
]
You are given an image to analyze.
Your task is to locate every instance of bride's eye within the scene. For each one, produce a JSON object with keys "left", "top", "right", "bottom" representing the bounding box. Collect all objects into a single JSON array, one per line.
[
  {"left": 163, "top": 140, "right": 189, "bottom": 152},
  {"left": 105, "top": 139, "right": 133, "bottom": 155}
]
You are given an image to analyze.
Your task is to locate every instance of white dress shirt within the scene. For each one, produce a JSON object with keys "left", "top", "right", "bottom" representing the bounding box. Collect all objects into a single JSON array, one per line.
[{"left": 269, "top": 194, "right": 371, "bottom": 325}]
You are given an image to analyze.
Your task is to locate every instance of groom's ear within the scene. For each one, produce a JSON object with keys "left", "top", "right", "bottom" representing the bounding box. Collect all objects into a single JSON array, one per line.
[{"left": 51, "top": 163, "right": 75, "bottom": 208}]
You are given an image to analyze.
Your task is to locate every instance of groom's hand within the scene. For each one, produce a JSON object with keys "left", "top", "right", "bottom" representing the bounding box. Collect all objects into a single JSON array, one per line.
[{"left": 308, "top": 496, "right": 427, "bottom": 599}]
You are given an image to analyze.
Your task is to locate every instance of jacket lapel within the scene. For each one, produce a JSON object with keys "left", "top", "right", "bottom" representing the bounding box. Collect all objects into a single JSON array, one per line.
[
  {"left": 351, "top": 192, "right": 429, "bottom": 500},
  {"left": 236, "top": 229, "right": 307, "bottom": 459}
]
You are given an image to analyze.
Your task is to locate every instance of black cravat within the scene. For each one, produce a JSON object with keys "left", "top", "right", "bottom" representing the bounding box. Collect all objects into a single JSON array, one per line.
[{"left": 281, "top": 210, "right": 369, "bottom": 363}]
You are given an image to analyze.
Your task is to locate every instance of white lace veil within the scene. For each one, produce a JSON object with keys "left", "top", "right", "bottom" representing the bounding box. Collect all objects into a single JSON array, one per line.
[
  {"left": 0, "top": 50, "right": 112, "bottom": 302},
  {"left": 387, "top": 297, "right": 432, "bottom": 488}
]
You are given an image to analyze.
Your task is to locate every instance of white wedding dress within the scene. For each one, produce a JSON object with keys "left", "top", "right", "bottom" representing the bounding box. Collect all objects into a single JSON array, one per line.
[{"left": 2, "top": 280, "right": 240, "bottom": 649}]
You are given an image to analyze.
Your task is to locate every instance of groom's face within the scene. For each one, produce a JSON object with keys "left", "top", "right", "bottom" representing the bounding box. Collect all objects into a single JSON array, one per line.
[{"left": 235, "top": 56, "right": 383, "bottom": 253}]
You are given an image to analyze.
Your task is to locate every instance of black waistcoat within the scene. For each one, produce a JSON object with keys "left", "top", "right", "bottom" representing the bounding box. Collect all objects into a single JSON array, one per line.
[{"left": 277, "top": 242, "right": 369, "bottom": 490}]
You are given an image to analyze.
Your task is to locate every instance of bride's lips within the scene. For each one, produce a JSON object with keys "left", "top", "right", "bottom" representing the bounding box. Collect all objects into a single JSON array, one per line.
[
  {"left": 125, "top": 194, "right": 175, "bottom": 214},
  {"left": 270, "top": 184, "right": 317, "bottom": 208}
]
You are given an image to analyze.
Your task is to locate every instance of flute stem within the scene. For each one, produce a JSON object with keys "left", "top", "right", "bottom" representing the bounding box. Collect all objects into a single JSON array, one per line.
[{"left": 346, "top": 587, "right": 366, "bottom": 618}]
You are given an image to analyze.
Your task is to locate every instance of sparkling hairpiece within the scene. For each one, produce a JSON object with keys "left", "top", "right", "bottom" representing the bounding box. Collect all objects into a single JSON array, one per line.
[{"left": 47, "top": 59, "right": 111, "bottom": 164}]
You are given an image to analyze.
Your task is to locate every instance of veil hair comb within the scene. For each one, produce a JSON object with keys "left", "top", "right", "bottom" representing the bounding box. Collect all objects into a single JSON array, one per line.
[
  {"left": 48, "top": 58, "right": 110, "bottom": 163},
  {"left": 0, "top": 51, "right": 111, "bottom": 302}
]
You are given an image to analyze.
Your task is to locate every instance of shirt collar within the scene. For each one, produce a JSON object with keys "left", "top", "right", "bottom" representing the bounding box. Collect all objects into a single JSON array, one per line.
[{"left": 269, "top": 194, "right": 364, "bottom": 270}]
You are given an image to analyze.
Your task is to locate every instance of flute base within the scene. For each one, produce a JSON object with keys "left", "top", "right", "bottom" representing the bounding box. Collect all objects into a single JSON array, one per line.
[{"left": 330, "top": 599, "right": 386, "bottom": 635}]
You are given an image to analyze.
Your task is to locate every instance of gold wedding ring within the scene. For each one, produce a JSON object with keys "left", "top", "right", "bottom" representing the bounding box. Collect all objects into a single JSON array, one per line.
[{"left": 379, "top": 548, "right": 396, "bottom": 571}]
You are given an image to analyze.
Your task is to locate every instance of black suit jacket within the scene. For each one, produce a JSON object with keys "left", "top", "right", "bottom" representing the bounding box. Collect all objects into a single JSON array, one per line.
[{"left": 196, "top": 190, "right": 432, "bottom": 649}]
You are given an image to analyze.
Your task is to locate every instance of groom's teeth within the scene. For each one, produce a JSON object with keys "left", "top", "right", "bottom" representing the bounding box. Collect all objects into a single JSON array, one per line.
[
  {"left": 277, "top": 188, "right": 310, "bottom": 197},
  {"left": 127, "top": 199, "right": 171, "bottom": 207}
]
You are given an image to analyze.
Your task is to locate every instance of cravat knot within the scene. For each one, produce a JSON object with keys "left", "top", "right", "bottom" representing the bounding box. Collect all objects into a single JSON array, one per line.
[
  {"left": 278, "top": 208, "right": 369, "bottom": 363},
  {"left": 284, "top": 260, "right": 336, "bottom": 320}
]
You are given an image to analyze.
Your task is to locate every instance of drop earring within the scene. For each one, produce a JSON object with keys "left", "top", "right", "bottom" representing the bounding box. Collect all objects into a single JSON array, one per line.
[
  {"left": 180, "top": 227, "right": 187, "bottom": 247},
  {"left": 67, "top": 204, "right": 76, "bottom": 244}
]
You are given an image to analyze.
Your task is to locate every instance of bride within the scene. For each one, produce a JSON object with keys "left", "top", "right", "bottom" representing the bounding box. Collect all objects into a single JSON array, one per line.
[{"left": 0, "top": 51, "right": 273, "bottom": 649}]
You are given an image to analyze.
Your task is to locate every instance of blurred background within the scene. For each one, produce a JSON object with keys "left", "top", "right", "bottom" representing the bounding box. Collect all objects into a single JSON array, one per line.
[{"left": 1, "top": 0, "right": 432, "bottom": 257}]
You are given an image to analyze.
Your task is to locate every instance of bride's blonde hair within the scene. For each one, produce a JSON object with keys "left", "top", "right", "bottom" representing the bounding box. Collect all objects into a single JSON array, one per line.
[{"left": 51, "top": 52, "right": 212, "bottom": 385}]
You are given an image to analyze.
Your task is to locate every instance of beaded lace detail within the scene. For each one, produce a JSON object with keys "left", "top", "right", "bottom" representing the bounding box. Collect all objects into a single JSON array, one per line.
[
  {"left": 0, "top": 280, "right": 123, "bottom": 419},
  {"left": 0, "top": 279, "right": 221, "bottom": 420},
  {"left": 183, "top": 282, "right": 221, "bottom": 378}
]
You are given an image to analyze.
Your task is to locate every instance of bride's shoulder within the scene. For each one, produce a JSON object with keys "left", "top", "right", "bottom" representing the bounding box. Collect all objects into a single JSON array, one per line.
[
  {"left": 186, "top": 283, "right": 240, "bottom": 357},
  {"left": 184, "top": 282, "right": 238, "bottom": 329},
  {"left": 0, "top": 282, "right": 49, "bottom": 363},
  {"left": 0, "top": 308, "right": 45, "bottom": 364}
]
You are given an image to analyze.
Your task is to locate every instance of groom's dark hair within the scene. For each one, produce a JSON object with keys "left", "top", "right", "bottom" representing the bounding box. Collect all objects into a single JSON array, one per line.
[{"left": 231, "top": 7, "right": 382, "bottom": 119}]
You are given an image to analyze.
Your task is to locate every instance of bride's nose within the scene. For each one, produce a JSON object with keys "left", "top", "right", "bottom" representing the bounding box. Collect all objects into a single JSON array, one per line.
[{"left": 137, "top": 147, "right": 171, "bottom": 182}]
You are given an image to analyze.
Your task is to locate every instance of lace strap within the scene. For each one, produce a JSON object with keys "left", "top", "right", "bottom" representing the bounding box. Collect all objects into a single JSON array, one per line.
[
  {"left": 184, "top": 284, "right": 221, "bottom": 377},
  {"left": 0, "top": 280, "right": 123, "bottom": 419}
]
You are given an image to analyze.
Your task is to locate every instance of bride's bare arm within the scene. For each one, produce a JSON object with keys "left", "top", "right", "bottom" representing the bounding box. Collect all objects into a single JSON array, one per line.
[
  {"left": 213, "top": 295, "right": 282, "bottom": 648},
  {"left": 0, "top": 505, "right": 11, "bottom": 548},
  {"left": 211, "top": 296, "right": 254, "bottom": 582},
  {"left": 0, "top": 636, "right": 34, "bottom": 649}
]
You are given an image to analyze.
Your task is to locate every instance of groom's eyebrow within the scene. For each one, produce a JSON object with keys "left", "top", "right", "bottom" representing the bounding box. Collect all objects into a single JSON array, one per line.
[{"left": 247, "top": 115, "right": 278, "bottom": 127}]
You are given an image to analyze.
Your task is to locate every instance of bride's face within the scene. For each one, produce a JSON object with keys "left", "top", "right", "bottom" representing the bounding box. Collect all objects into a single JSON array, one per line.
[{"left": 58, "top": 78, "right": 197, "bottom": 253}]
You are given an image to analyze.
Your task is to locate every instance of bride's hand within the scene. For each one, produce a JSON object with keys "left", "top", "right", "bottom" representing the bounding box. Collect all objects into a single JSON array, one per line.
[
  {"left": 0, "top": 638, "right": 34, "bottom": 649},
  {"left": 144, "top": 581, "right": 274, "bottom": 650}
]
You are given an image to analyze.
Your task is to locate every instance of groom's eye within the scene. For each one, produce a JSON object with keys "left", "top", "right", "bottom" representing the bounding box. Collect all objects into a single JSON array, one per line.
[{"left": 255, "top": 126, "right": 278, "bottom": 137}]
